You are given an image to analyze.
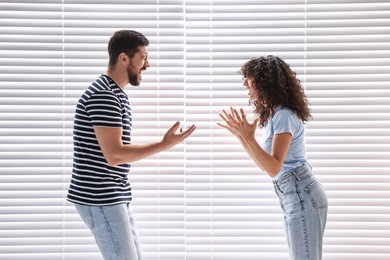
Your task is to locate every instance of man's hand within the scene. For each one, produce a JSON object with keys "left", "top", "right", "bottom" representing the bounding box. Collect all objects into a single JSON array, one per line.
[
  {"left": 94, "top": 121, "right": 196, "bottom": 166},
  {"left": 162, "top": 121, "right": 196, "bottom": 149}
]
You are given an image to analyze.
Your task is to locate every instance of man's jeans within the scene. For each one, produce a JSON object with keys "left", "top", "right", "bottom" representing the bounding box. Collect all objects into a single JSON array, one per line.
[
  {"left": 273, "top": 163, "right": 328, "bottom": 260},
  {"left": 74, "top": 203, "right": 142, "bottom": 260}
]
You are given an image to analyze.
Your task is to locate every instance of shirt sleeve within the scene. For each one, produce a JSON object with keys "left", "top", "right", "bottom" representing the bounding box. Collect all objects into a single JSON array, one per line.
[
  {"left": 272, "top": 109, "right": 297, "bottom": 136},
  {"left": 85, "top": 90, "right": 123, "bottom": 127}
]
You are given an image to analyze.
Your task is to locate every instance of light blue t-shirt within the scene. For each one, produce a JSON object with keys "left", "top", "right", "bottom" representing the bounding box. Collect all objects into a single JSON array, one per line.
[{"left": 260, "top": 106, "right": 307, "bottom": 180}]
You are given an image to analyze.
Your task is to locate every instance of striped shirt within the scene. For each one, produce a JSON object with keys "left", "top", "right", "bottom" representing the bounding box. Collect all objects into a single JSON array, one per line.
[{"left": 67, "top": 75, "right": 132, "bottom": 206}]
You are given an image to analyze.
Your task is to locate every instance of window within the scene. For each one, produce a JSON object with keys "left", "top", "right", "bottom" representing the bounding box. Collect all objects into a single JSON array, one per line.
[{"left": 0, "top": 1, "right": 389, "bottom": 259}]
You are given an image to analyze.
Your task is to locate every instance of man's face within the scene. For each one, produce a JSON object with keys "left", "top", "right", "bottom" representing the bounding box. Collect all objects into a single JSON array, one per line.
[{"left": 126, "top": 46, "right": 149, "bottom": 86}]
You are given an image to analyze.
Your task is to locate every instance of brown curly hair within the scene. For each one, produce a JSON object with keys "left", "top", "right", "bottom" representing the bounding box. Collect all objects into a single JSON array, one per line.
[{"left": 240, "top": 55, "right": 312, "bottom": 127}]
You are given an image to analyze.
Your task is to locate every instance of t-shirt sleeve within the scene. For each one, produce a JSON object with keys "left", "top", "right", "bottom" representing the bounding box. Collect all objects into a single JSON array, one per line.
[
  {"left": 272, "top": 109, "right": 297, "bottom": 136},
  {"left": 85, "top": 90, "right": 123, "bottom": 127}
]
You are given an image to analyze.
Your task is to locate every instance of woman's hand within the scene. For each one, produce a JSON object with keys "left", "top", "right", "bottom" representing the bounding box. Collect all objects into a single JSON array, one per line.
[
  {"left": 217, "top": 107, "right": 259, "bottom": 140},
  {"left": 218, "top": 107, "right": 291, "bottom": 177}
]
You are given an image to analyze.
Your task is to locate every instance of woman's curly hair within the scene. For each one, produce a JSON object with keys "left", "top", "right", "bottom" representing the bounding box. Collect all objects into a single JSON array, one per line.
[{"left": 240, "top": 55, "right": 312, "bottom": 127}]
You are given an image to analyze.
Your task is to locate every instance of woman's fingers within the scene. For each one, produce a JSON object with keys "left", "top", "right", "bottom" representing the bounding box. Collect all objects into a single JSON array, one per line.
[
  {"left": 220, "top": 109, "right": 236, "bottom": 125},
  {"left": 230, "top": 107, "right": 241, "bottom": 120},
  {"left": 220, "top": 107, "right": 252, "bottom": 128},
  {"left": 220, "top": 110, "right": 233, "bottom": 124},
  {"left": 240, "top": 108, "right": 246, "bottom": 119}
]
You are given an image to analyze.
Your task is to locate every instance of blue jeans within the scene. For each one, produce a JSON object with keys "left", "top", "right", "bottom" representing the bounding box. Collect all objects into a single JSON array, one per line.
[
  {"left": 74, "top": 203, "right": 142, "bottom": 260},
  {"left": 273, "top": 163, "right": 328, "bottom": 260}
]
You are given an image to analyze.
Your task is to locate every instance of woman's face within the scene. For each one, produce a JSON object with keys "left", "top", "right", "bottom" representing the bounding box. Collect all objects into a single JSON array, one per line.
[{"left": 243, "top": 77, "right": 258, "bottom": 101}]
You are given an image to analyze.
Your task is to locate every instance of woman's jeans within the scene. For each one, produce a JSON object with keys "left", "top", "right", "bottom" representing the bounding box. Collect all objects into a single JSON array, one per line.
[
  {"left": 273, "top": 163, "right": 328, "bottom": 260},
  {"left": 74, "top": 203, "right": 142, "bottom": 260}
]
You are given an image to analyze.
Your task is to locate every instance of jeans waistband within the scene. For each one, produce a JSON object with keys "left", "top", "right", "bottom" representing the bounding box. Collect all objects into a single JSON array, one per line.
[{"left": 273, "top": 163, "right": 312, "bottom": 186}]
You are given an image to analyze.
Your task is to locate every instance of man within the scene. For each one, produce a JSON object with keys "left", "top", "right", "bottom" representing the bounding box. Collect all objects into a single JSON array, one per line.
[{"left": 67, "top": 30, "right": 196, "bottom": 260}]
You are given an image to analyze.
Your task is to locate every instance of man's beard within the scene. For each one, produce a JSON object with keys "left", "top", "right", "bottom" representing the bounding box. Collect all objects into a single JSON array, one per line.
[
  {"left": 127, "top": 65, "right": 140, "bottom": 86},
  {"left": 128, "top": 73, "right": 139, "bottom": 86}
]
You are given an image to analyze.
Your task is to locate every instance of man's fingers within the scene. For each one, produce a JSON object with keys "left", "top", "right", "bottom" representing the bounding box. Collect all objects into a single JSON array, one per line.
[
  {"left": 168, "top": 121, "right": 180, "bottom": 133},
  {"left": 179, "top": 125, "right": 196, "bottom": 139}
]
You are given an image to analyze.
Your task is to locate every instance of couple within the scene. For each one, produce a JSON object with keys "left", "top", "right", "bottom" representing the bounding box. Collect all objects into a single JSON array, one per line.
[{"left": 67, "top": 30, "right": 327, "bottom": 260}]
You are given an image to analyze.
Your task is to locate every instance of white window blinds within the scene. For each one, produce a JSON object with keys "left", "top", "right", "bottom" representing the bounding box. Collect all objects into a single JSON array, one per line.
[
  {"left": 0, "top": 1, "right": 389, "bottom": 260},
  {"left": 305, "top": 2, "right": 390, "bottom": 260}
]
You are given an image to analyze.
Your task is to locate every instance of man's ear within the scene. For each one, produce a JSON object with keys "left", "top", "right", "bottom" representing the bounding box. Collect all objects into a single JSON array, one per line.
[{"left": 118, "top": 52, "right": 128, "bottom": 65}]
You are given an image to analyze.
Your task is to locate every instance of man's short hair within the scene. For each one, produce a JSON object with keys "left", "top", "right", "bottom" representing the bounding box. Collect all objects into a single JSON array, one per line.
[{"left": 107, "top": 30, "right": 149, "bottom": 66}]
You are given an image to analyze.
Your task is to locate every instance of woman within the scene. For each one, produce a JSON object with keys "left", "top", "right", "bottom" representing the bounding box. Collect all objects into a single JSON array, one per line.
[{"left": 218, "top": 55, "right": 328, "bottom": 260}]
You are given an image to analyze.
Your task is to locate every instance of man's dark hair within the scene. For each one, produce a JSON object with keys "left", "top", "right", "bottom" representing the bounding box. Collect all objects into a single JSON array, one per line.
[{"left": 107, "top": 30, "right": 149, "bottom": 66}]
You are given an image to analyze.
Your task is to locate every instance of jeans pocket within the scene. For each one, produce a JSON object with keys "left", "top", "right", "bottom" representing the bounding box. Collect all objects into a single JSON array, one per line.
[
  {"left": 75, "top": 204, "right": 95, "bottom": 229},
  {"left": 303, "top": 180, "right": 328, "bottom": 209}
]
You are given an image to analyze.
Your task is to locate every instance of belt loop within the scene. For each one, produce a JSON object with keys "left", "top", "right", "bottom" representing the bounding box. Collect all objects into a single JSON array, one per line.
[
  {"left": 292, "top": 171, "right": 301, "bottom": 182},
  {"left": 306, "top": 162, "right": 312, "bottom": 171},
  {"left": 273, "top": 180, "right": 282, "bottom": 194}
]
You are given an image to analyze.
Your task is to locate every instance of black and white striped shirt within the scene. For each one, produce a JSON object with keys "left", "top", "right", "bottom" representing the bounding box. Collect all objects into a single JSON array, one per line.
[{"left": 67, "top": 75, "right": 132, "bottom": 206}]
